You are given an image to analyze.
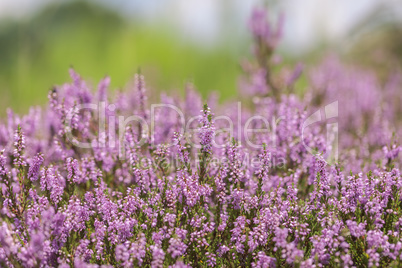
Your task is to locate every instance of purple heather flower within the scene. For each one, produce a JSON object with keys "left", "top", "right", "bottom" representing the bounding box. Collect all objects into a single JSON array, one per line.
[
  {"left": 66, "top": 157, "right": 80, "bottom": 183},
  {"left": 134, "top": 73, "right": 148, "bottom": 120},
  {"left": 150, "top": 245, "right": 165, "bottom": 268},
  {"left": 206, "top": 252, "right": 217, "bottom": 266},
  {"left": 97, "top": 76, "right": 111, "bottom": 102},
  {"left": 13, "top": 126, "right": 26, "bottom": 167},
  {"left": 0, "top": 149, "right": 8, "bottom": 177},
  {"left": 168, "top": 237, "right": 187, "bottom": 258},
  {"left": 173, "top": 132, "right": 189, "bottom": 166},
  {"left": 252, "top": 251, "right": 276, "bottom": 268},
  {"left": 346, "top": 220, "right": 366, "bottom": 238},
  {"left": 286, "top": 63, "right": 304, "bottom": 87},
  {"left": 198, "top": 104, "right": 215, "bottom": 154},
  {"left": 169, "top": 260, "right": 192, "bottom": 268},
  {"left": 249, "top": 7, "right": 283, "bottom": 49},
  {"left": 40, "top": 166, "right": 65, "bottom": 203},
  {"left": 28, "top": 153, "right": 44, "bottom": 181}
]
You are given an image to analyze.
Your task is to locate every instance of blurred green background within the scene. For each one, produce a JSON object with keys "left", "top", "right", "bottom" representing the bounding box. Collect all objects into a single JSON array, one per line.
[
  {"left": 0, "top": 0, "right": 246, "bottom": 115},
  {"left": 0, "top": 0, "right": 401, "bottom": 116}
]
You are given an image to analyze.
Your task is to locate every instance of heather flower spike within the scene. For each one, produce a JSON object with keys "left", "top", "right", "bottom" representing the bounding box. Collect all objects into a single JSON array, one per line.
[
  {"left": 28, "top": 153, "right": 44, "bottom": 181},
  {"left": 13, "top": 125, "right": 26, "bottom": 167},
  {"left": 199, "top": 103, "right": 215, "bottom": 155}
]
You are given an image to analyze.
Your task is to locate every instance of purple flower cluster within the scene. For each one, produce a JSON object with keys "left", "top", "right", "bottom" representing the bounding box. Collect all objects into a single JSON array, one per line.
[{"left": 1, "top": 6, "right": 402, "bottom": 268}]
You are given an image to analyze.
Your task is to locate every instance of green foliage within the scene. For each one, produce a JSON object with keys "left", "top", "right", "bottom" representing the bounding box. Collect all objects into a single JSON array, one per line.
[{"left": 0, "top": 0, "right": 242, "bottom": 115}]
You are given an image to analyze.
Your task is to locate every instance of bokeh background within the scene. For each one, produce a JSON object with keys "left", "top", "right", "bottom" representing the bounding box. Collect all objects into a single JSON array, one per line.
[{"left": 0, "top": 0, "right": 401, "bottom": 115}]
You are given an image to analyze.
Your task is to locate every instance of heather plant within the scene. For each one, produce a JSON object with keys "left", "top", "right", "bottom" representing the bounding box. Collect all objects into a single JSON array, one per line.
[{"left": 1, "top": 7, "right": 402, "bottom": 268}]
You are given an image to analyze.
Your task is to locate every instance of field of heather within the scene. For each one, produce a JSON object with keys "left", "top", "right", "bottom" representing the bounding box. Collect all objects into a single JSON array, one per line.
[{"left": 1, "top": 4, "right": 402, "bottom": 268}]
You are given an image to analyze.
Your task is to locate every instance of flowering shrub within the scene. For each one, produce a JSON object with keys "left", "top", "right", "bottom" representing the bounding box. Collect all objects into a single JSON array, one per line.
[{"left": 1, "top": 7, "right": 402, "bottom": 268}]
